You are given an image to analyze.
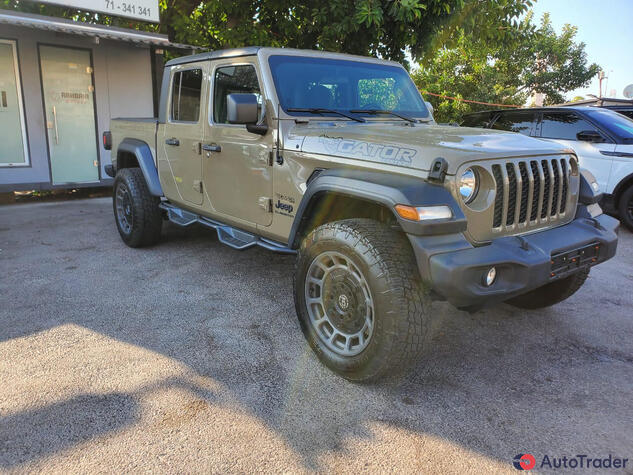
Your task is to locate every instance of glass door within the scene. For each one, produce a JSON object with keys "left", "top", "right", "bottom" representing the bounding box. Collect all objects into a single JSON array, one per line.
[
  {"left": 0, "top": 39, "right": 28, "bottom": 167},
  {"left": 40, "top": 45, "right": 99, "bottom": 184}
]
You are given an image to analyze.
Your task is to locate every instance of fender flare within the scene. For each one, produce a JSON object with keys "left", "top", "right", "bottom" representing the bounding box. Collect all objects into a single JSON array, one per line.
[
  {"left": 578, "top": 168, "right": 602, "bottom": 205},
  {"left": 612, "top": 171, "right": 633, "bottom": 203},
  {"left": 116, "top": 138, "right": 164, "bottom": 197},
  {"left": 288, "top": 168, "right": 466, "bottom": 248}
]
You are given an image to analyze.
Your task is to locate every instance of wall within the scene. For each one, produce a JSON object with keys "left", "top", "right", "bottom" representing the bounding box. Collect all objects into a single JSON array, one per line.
[{"left": 0, "top": 25, "right": 154, "bottom": 191}]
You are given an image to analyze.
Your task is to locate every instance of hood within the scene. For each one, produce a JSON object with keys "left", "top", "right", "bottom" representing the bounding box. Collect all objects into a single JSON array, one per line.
[{"left": 292, "top": 121, "right": 570, "bottom": 174}]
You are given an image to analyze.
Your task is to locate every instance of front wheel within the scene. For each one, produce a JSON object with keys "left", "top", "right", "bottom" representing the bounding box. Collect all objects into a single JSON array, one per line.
[
  {"left": 113, "top": 168, "right": 162, "bottom": 247},
  {"left": 294, "top": 219, "right": 431, "bottom": 382},
  {"left": 505, "top": 267, "right": 590, "bottom": 310},
  {"left": 618, "top": 185, "right": 633, "bottom": 232}
]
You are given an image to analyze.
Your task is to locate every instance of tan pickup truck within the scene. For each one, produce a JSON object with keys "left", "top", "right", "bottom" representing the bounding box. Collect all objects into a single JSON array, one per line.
[{"left": 104, "top": 47, "right": 618, "bottom": 381}]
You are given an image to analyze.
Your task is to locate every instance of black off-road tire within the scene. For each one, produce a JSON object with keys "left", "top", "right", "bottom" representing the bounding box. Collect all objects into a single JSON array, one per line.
[
  {"left": 113, "top": 167, "right": 162, "bottom": 247},
  {"left": 617, "top": 185, "right": 633, "bottom": 232},
  {"left": 294, "top": 218, "right": 431, "bottom": 382},
  {"left": 506, "top": 267, "right": 590, "bottom": 310}
]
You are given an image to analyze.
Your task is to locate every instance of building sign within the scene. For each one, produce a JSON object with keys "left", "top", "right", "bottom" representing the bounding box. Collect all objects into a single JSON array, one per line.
[{"left": 30, "top": 0, "right": 159, "bottom": 22}]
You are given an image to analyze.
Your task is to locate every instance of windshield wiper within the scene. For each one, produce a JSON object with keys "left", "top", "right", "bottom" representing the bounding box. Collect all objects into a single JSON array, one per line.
[
  {"left": 287, "top": 108, "right": 365, "bottom": 123},
  {"left": 349, "top": 109, "right": 418, "bottom": 124}
]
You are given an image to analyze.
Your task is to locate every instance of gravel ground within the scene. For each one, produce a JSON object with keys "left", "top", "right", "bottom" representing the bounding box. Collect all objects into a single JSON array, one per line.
[{"left": 1, "top": 197, "right": 632, "bottom": 473}]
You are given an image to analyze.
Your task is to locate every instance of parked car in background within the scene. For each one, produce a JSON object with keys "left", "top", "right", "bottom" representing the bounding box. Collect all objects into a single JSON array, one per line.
[{"left": 462, "top": 106, "right": 633, "bottom": 230}]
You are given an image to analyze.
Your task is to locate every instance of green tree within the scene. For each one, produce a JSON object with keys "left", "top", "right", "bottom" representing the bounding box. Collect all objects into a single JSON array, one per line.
[
  {"left": 2, "top": 0, "right": 532, "bottom": 66},
  {"left": 413, "top": 12, "right": 599, "bottom": 123}
]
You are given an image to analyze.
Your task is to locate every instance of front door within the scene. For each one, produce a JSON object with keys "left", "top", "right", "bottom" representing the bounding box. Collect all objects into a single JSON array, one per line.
[
  {"left": 203, "top": 60, "right": 272, "bottom": 226},
  {"left": 160, "top": 64, "right": 206, "bottom": 206},
  {"left": 40, "top": 45, "right": 99, "bottom": 184}
]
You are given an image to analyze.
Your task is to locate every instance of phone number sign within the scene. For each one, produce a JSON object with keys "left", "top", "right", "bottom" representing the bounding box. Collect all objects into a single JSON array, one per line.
[{"left": 33, "top": 0, "right": 159, "bottom": 22}]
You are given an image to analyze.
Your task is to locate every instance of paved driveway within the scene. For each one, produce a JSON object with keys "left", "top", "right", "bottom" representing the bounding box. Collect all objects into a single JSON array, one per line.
[{"left": 1, "top": 198, "right": 632, "bottom": 473}]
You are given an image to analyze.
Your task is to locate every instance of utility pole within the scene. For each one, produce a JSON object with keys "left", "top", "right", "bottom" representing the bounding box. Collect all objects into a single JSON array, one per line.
[{"left": 598, "top": 70, "right": 606, "bottom": 98}]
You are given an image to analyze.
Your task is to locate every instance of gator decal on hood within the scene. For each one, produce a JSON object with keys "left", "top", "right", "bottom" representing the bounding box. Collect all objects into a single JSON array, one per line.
[
  {"left": 317, "top": 134, "right": 417, "bottom": 165},
  {"left": 293, "top": 122, "right": 571, "bottom": 174}
]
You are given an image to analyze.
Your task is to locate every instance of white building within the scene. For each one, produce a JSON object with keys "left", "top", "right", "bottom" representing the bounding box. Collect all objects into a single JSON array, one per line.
[{"left": 0, "top": 9, "right": 195, "bottom": 192}]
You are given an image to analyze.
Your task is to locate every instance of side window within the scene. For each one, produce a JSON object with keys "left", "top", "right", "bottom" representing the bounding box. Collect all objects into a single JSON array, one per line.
[
  {"left": 170, "top": 69, "right": 202, "bottom": 122},
  {"left": 491, "top": 112, "right": 535, "bottom": 135},
  {"left": 213, "top": 64, "right": 262, "bottom": 124},
  {"left": 540, "top": 112, "right": 598, "bottom": 140}
]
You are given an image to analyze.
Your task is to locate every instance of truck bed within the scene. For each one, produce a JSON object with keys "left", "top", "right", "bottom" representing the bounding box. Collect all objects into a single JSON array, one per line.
[{"left": 110, "top": 117, "right": 158, "bottom": 163}]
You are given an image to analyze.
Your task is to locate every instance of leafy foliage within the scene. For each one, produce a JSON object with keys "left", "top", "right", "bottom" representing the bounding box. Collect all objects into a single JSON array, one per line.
[
  {"left": 2, "top": 0, "right": 531, "bottom": 66},
  {"left": 167, "top": 0, "right": 533, "bottom": 66},
  {"left": 413, "top": 12, "right": 600, "bottom": 123}
]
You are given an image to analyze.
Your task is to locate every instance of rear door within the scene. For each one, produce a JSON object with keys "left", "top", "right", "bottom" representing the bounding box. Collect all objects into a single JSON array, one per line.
[
  {"left": 160, "top": 63, "right": 207, "bottom": 206},
  {"left": 537, "top": 111, "right": 616, "bottom": 193},
  {"left": 201, "top": 59, "right": 272, "bottom": 226}
]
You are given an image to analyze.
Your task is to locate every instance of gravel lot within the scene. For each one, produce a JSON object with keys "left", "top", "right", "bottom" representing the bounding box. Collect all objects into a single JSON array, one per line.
[{"left": 1, "top": 197, "right": 632, "bottom": 473}]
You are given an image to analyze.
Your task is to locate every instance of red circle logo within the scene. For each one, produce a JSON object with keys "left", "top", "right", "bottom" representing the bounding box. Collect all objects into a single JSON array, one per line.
[{"left": 513, "top": 453, "right": 536, "bottom": 470}]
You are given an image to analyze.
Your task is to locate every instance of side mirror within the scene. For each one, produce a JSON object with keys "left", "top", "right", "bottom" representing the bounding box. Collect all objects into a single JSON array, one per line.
[
  {"left": 226, "top": 93, "right": 268, "bottom": 135},
  {"left": 227, "top": 93, "right": 259, "bottom": 124},
  {"left": 576, "top": 130, "right": 605, "bottom": 143},
  {"left": 424, "top": 100, "right": 434, "bottom": 115}
]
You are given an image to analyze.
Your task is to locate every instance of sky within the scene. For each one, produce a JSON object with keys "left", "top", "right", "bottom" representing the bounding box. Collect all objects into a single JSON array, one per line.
[{"left": 530, "top": 0, "right": 633, "bottom": 99}]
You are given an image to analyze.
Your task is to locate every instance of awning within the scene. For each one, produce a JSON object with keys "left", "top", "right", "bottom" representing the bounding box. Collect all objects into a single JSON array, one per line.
[{"left": 0, "top": 9, "right": 201, "bottom": 50}]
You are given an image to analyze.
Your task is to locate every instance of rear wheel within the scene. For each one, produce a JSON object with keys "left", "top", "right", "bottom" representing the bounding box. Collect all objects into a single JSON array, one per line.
[
  {"left": 294, "top": 219, "right": 431, "bottom": 382},
  {"left": 113, "top": 168, "right": 162, "bottom": 247},
  {"left": 506, "top": 267, "right": 590, "bottom": 310},
  {"left": 618, "top": 185, "right": 633, "bottom": 232}
]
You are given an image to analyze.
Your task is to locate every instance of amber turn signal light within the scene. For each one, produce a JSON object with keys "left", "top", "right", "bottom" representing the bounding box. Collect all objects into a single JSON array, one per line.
[{"left": 394, "top": 204, "right": 453, "bottom": 221}]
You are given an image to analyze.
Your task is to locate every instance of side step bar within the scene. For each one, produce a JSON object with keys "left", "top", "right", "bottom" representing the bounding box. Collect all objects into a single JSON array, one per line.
[{"left": 159, "top": 202, "right": 296, "bottom": 254}]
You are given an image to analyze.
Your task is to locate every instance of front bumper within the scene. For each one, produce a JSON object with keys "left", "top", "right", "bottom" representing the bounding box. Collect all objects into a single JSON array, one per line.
[{"left": 408, "top": 212, "right": 619, "bottom": 310}]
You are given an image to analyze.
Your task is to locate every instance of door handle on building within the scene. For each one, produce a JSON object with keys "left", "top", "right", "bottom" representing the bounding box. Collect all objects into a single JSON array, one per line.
[
  {"left": 52, "top": 106, "right": 59, "bottom": 145},
  {"left": 202, "top": 144, "right": 221, "bottom": 153},
  {"left": 165, "top": 138, "right": 180, "bottom": 146}
]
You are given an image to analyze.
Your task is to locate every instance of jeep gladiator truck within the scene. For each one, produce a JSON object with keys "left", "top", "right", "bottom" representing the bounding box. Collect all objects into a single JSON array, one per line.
[{"left": 104, "top": 47, "right": 619, "bottom": 381}]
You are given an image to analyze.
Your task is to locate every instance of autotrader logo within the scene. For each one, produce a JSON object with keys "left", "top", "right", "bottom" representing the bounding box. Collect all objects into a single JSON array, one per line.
[
  {"left": 514, "top": 453, "right": 536, "bottom": 470},
  {"left": 511, "top": 453, "right": 629, "bottom": 470}
]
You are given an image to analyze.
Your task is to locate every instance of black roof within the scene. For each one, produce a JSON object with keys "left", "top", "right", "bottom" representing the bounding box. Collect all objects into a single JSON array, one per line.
[{"left": 462, "top": 106, "right": 616, "bottom": 118}]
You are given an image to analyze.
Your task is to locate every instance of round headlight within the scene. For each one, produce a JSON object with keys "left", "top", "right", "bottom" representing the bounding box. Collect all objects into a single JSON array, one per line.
[{"left": 459, "top": 168, "right": 479, "bottom": 204}]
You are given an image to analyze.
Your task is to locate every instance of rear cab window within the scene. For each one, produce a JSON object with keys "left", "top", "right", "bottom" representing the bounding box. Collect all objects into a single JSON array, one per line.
[{"left": 170, "top": 68, "right": 203, "bottom": 122}]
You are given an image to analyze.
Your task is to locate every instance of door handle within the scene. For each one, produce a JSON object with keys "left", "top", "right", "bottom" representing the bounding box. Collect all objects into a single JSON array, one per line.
[
  {"left": 165, "top": 138, "right": 180, "bottom": 146},
  {"left": 202, "top": 144, "right": 222, "bottom": 153},
  {"left": 52, "top": 106, "right": 59, "bottom": 145}
]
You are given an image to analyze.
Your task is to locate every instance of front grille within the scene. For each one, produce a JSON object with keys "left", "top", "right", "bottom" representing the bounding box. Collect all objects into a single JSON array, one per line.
[{"left": 491, "top": 157, "right": 573, "bottom": 233}]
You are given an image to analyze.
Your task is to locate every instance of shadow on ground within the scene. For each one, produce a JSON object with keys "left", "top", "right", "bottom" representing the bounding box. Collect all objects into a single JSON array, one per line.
[{"left": 1, "top": 198, "right": 632, "bottom": 471}]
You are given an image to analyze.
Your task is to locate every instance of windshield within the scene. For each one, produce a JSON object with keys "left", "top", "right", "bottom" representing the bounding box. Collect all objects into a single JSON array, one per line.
[
  {"left": 268, "top": 55, "right": 430, "bottom": 119},
  {"left": 584, "top": 108, "right": 633, "bottom": 142}
]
